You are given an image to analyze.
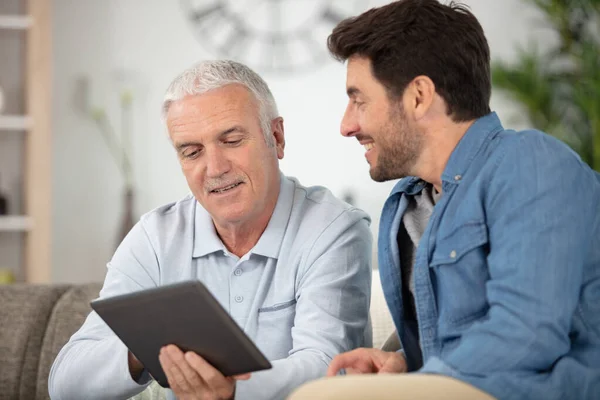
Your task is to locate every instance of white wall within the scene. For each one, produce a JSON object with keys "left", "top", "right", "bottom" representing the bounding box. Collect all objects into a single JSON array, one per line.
[{"left": 51, "top": 0, "right": 551, "bottom": 283}]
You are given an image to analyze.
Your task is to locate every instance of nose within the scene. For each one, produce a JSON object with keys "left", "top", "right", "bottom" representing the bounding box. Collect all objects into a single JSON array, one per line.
[
  {"left": 205, "top": 146, "right": 231, "bottom": 178},
  {"left": 340, "top": 103, "right": 360, "bottom": 138}
]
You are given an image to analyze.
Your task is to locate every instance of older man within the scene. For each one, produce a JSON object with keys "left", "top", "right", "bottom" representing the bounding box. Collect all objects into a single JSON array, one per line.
[{"left": 49, "top": 60, "right": 372, "bottom": 400}]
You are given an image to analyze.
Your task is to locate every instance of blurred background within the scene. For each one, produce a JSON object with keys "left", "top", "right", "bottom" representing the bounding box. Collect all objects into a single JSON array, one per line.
[{"left": 0, "top": 0, "right": 597, "bottom": 284}]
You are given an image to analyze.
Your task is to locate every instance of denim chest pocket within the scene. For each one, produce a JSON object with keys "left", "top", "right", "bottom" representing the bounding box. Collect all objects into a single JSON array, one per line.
[
  {"left": 429, "top": 221, "right": 490, "bottom": 332},
  {"left": 254, "top": 299, "right": 296, "bottom": 360}
]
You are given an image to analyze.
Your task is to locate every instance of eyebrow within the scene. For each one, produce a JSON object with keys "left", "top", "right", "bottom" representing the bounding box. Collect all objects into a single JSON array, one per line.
[
  {"left": 347, "top": 86, "right": 361, "bottom": 97},
  {"left": 175, "top": 142, "right": 199, "bottom": 152},
  {"left": 218, "top": 125, "right": 247, "bottom": 138},
  {"left": 175, "top": 126, "right": 248, "bottom": 151}
]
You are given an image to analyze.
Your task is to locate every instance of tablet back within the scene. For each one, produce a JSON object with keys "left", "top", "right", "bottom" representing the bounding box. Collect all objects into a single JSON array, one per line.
[{"left": 91, "top": 280, "right": 272, "bottom": 387}]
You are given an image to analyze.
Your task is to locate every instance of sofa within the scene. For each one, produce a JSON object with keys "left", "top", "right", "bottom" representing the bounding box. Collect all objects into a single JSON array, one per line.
[
  {"left": 0, "top": 274, "right": 395, "bottom": 400},
  {"left": 0, "top": 283, "right": 102, "bottom": 400}
]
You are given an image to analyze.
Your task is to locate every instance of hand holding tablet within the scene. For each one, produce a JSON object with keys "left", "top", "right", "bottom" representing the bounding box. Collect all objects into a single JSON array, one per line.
[{"left": 91, "top": 280, "right": 272, "bottom": 388}]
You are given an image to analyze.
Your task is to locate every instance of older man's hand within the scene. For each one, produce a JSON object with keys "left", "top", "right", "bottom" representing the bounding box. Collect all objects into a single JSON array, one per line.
[
  {"left": 159, "top": 345, "right": 251, "bottom": 400},
  {"left": 326, "top": 348, "right": 407, "bottom": 377}
]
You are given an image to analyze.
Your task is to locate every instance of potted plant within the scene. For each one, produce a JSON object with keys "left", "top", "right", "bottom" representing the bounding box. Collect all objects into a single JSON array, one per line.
[{"left": 492, "top": 0, "right": 599, "bottom": 171}]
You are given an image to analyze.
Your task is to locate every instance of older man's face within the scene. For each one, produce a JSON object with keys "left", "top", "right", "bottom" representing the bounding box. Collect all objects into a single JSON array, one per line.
[{"left": 166, "top": 84, "right": 284, "bottom": 229}]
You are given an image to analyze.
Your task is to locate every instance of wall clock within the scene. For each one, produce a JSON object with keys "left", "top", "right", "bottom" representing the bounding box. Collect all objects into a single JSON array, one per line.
[{"left": 181, "top": 0, "right": 369, "bottom": 74}]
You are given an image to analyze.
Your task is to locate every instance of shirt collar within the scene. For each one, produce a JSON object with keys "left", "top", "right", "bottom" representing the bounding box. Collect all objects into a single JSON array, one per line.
[
  {"left": 390, "top": 177, "right": 427, "bottom": 197},
  {"left": 250, "top": 173, "right": 294, "bottom": 259},
  {"left": 389, "top": 112, "right": 503, "bottom": 197},
  {"left": 192, "top": 203, "right": 226, "bottom": 258},
  {"left": 441, "top": 112, "right": 503, "bottom": 184},
  {"left": 192, "top": 172, "right": 293, "bottom": 259}
]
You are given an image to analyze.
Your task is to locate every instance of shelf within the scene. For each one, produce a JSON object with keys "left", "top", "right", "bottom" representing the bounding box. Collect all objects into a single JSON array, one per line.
[
  {"left": 2, "top": 1, "right": 52, "bottom": 283},
  {"left": 0, "top": 216, "right": 32, "bottom": 232},
  {"left": 0, "top": 15, "right": 33, "bottom": 30},
  {"left": 0, "top": 115, "right": 32, "bottom": 131}
]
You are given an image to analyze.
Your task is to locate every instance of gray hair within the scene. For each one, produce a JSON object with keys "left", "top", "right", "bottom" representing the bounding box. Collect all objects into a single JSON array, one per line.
[{"left": 162, "top": 60, "right": 279, "bottom": 146}]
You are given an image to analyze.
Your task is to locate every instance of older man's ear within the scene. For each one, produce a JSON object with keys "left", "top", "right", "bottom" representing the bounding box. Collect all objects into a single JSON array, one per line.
[{"left": 271, "top": 117, "right": 285, "bottom": 159}]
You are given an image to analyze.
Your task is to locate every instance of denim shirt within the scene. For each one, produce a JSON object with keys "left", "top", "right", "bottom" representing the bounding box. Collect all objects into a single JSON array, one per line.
[{"left": 378, "top": 113, "right": 600, "bottom": 399}]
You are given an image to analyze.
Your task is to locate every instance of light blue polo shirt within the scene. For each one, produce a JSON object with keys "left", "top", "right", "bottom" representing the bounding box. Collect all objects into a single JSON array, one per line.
[{"left": 49, "top": 174, "right": 373, "bottom": 400}]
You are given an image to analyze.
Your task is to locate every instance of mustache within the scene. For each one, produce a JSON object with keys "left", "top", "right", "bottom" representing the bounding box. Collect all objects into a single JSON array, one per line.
[
  {"left": 204, "top": 176, "right": 246, "bottom": 192},
  {"left": 355, "top": 133, "right": 373, "bottom": 142}
]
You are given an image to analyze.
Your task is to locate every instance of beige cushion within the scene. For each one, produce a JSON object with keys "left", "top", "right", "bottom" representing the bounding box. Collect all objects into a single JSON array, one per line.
[
  {"left": 370, "top": 271, "right": 396, "bottom": 349},
  {"left": 287, "top": 374, "right": 496, "bottom": 400}
]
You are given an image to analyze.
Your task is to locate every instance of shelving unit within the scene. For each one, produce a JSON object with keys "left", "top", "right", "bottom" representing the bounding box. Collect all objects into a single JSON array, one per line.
[
  {"left": 0, "top": 0, "right": 52, "bottom": 283},
  {"left": 0, "top": 215, "right": 32, "bottom": 232},
  {"left": 0, "top": 115, "right": 32, "bottom": 130},
  {"left": 0, "top": 15, "right": 32, "bottom": 29}
]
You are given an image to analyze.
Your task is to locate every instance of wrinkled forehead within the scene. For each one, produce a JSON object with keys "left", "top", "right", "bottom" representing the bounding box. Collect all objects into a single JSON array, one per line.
[{"left": 166, "top": 87, "right": 262, "bottom": 139}]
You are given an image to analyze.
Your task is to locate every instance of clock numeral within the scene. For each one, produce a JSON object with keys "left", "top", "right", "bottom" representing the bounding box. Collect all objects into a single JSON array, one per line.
[
  {"left": 321, "top": 6, "right": 345, "bottom": 25},
  {"left": 268, "top": 36, "right": 291, "bottom": 72},
  {"left": 190, "top": 3, "right": 225, "bottom": 23},
  {"left": 218, "top": 24, "right": 249, "bottom": 60},
  {"left": 298, "top": 32, "right": 324, "bottom": 65}
]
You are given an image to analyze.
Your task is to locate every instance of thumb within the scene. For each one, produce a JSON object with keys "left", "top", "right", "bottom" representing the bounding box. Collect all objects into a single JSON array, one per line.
[{"left": 379, "top": 353, "right": 407, "bottom": 374}]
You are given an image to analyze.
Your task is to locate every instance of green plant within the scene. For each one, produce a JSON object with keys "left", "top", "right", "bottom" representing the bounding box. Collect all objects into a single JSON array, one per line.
[
  {"left": 90, "top": 90, "right": 134, "bottom": 189},
  {"left": 492, "top": 0, "right": 600, "bottom": 171}
]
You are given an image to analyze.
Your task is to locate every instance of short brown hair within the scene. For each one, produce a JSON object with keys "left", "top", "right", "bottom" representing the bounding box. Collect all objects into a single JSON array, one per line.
[{"left": 328, "top": 0, "right": 491, "bottom": 122}]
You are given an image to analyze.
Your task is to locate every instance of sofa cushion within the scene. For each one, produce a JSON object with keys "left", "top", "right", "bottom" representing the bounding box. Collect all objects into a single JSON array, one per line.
[
  {"left": 35, "top": 283, "right": 102, "bottom": 400},
  {"left": 0, "top": 284, "right": 70, "bottom": 400}
]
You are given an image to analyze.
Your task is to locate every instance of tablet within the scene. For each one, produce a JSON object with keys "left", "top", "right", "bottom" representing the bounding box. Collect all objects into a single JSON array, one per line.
[{"left": 90, "top": 280, "right": 272, "bottom": 388}]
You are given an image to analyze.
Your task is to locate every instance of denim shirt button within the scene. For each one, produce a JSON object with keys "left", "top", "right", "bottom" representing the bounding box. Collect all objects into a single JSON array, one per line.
[
  {"left": 426, "top": 328, "right": 434, "bottom": 338},
  {"left": 454, "top": 174, "right": 462, "bottom": 181},
  {"left": 450, "top": 250, "right": 457, "bottom": 258}
]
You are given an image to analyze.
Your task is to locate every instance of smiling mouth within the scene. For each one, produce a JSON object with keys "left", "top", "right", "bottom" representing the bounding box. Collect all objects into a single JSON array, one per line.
[{"left": 210, "top": 182, "right": 243, "bottom": 194}]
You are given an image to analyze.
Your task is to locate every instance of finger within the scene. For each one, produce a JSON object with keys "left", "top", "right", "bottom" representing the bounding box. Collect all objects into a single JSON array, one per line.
[
  {"left": 379, "top": 352, "right": 408, "bottom": 374},
  {"left": 327, "top": 351, "right": 358, "bottom": 376},
  {"left": 326, "top": 349, "right": 376, "bottom": 377},
  {"left": 233, "top": 373, "right": 251, "bottom": 380},
  {"left": 185, "top": 351, "right": 235, "bottom": 399},
  {"left": 161, "top": 346, "right": 205, "bottom": 393},
  {"left": 345, "top": 367, "right": 363, "bottom": 375},
  {"left": 159, "top": 347, "right": 192, "bottom": 393},
  {"left": 167, "top": 346, "right": 207, "bottom": 389}
]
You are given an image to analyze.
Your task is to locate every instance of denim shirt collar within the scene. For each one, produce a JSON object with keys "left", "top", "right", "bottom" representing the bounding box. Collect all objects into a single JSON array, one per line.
[
  {"left": 192, "top": 171, "right": 292, "bottom": 259},
  {"left": 441, "top": 112, "right": 503, "bottom": 184},
  {"left": 389, "top": 112, "right": 503, "bottom": 196}
]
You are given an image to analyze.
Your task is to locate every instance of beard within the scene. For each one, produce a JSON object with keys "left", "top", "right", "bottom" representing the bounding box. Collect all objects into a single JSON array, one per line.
[{"left": 369, "top": 107, "right": 422, "bottom": 182}]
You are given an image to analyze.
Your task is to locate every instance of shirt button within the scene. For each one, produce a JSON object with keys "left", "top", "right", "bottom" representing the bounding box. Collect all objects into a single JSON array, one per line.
[
  {"left": 234, "top": 295, "right": 244, "bottom": 303},
  {"left": 450, "top": 250, "right": 457, "bottom": 259},
  {"left": 454, "top": 174, "right": 462, "bottom": 181},
  {"left": 234, "top": 269, "right": 242, "bottom": 276}
]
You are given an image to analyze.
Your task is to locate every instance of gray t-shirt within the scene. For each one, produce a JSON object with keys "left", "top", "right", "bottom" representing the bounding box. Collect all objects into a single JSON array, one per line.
[{"left": 398, "top": 183, "right": 441, "bottom": 320}]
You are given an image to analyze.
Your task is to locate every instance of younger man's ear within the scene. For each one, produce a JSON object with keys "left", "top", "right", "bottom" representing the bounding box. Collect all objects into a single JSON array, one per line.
[{"left": 406, "top": 75, "right": 435, "bottom": 120}]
